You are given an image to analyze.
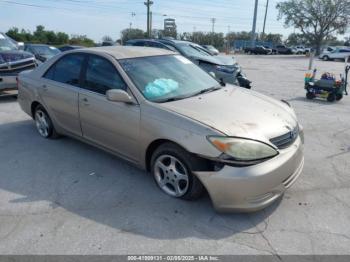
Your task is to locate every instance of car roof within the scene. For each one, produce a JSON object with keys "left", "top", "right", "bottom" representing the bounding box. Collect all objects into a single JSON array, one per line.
[
  {"left": 25, "top": 44, "right": 51, "bottom": 47},
  {"left": 72, "top": 46, "right": 175, "bottom": 59}
]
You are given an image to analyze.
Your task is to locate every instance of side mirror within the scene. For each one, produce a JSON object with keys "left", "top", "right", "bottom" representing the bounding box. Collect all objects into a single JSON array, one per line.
[{"left": 106, "top": 89, "right": 134, "bottom": 104}]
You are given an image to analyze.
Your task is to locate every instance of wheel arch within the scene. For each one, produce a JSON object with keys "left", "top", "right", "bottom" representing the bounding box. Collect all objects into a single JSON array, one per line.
[
  {"left": 145, "top": 139, "right": 184, "bottom": 172},
  {"left": 30, "top": 101, "right": 41, "bottom": 118},
  {"left": 145, "top": 138, "right": 216, "bottom": 173}
]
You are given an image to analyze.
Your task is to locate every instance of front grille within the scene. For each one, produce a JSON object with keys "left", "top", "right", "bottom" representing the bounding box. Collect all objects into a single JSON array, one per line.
[
  {"left": 0, "top": 58, "right": 36, "bottom": 74},
  {"left": 270, "top": 125, "right": 299, "bottom": 149}
]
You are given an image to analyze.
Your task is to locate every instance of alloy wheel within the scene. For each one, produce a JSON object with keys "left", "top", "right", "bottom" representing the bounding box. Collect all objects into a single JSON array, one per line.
[
  {"left": 35, "top": 110, "right": 50, "bottom": 137},
  {"left": 154, "top": 154, "right": 189, "bottom": 197}
]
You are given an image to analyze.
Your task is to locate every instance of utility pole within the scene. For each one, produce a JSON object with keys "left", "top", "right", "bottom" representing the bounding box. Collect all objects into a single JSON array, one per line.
[
  {"left": 150, "top": 11, "right": 153, "bottom": 36},
  {"left": 262, "top": 0, "right": 269, "bottom": 40},
  {"left": 211, "top": 18, "right": 216, "bottom": 33},
  {"left": 251, "top": 0, "right": 258, "bottom": 47},
  {"left": 144, "top": 0, "right": 153, "bottom": 38}
]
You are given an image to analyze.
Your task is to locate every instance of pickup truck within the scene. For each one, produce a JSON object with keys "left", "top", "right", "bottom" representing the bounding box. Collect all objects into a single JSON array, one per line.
[
  {"left": 275, "top": 45, "right": 293, "bottom": 54},
  {"left": 0, "top": 32, "right": 36, "bottom": 93},
  {"left": 244, "top": 46, "right": 272, "bottom": 55}
]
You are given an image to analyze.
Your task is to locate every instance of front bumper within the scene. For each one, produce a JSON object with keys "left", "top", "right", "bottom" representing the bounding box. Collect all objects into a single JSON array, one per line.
[
  {"left": 0, "top": 74, "right": 17, "bottom": 91},
  {"left": 216, "top": 69, "right": 251, "bottom": 89},
  {"left": 194, "top": 136, "right": 304, "bottom": 212}
]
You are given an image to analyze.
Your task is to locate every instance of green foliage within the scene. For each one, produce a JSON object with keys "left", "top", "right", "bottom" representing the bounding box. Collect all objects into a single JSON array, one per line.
[
  {"left": 120, "top": 28, "right": 146, "bottom": 43},
  {"left": 5, "top": 25, "right": 94, "bottom": 47},
  {"left": 277, "top": 0, "right": 350, "bottom": 53},
  {"left": 69, "top": 35, "right": 95, "bottom": 47},
  {"left": 102, "top": 35, "right": 113, "bottom": 42},
  {"left": 226, "top": 31, "right": 251, "bottom": 42},
  {"left": 261, "top": 33, "right": 283, "bottom": 44},
  {"left": 286, "top": 33, "right": 310, "bottom": 46}
]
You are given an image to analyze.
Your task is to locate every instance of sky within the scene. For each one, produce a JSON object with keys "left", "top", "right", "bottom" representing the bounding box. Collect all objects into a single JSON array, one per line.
[{"left": 0, "top": 0, "right": 294, "bottom": 42}]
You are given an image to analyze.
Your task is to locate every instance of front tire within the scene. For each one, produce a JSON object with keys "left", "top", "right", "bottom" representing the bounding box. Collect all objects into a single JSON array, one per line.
[
  {"left": 306, "top": 92, "right": 315, "bottom": 99},
  {"left": 34, "top": 105, "right": 58, "bottom": 138},
  {"left": 323, "top": 55, "right": 330, "bottom": 61},
  {"left": 151, "top": 143, "right": 204, "bottom": 200},
  {"left": 336, "top": 94, "right": 343, "bottom": 101}
]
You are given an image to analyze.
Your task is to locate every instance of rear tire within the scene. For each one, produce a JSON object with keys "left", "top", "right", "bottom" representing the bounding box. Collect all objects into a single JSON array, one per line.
[
  {"left": 327, "top": 93, "right": 336, "bottom": 102},
  {"left": 34, "top": 105, "right": 59, "bottom": 139},
  {"left": 151, "top": 143, "right": 204, "bottom": 200},
  {"left": 323, "top": 55, "right": 330, "bottom": 61}
]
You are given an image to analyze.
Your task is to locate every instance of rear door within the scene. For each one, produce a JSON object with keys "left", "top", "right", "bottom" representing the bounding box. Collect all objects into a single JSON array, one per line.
[
  {"left": 41, "top": 53, "right": 85, "bottom": 136},
  {"left": 78, "top": 54, "right": 141, "bottom": 162}
]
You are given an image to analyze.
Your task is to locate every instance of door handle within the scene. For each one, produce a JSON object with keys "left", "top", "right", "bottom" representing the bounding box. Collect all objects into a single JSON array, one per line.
[{"left": 81, "top": 97, "right": 89, "bottom": 106}]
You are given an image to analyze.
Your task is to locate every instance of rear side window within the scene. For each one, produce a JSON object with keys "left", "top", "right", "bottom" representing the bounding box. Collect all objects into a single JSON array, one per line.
[
  {"left": 44, "top": 54, "right": 84, "bottom": 87},
  {"left": 83, "top": 55, "right": 126, "bottom": 95}
]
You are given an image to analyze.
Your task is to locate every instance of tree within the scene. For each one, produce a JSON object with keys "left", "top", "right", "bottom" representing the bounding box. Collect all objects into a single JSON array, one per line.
[
  {"left": 277, "top": 0, "right": 350, "bottom": 54},
  {"left": 69, "top": 35, "right": 95, "bottom": 47},
  {"left": 261, "top": 33, "right": 283, "bottom": 44},
  {"left": 286, "top": 33, "right": 310, "bottom": 46},
  {"left": 102, "top": 35, "right": 113, "bottom": 42},
  {"left": 120, "top": 28, "right": 145, "bottom": 43}
]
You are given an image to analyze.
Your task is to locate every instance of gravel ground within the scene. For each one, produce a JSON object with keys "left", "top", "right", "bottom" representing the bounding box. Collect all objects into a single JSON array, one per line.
[{"left": 0, "top": 55, "right": 349, "bottom": 255}]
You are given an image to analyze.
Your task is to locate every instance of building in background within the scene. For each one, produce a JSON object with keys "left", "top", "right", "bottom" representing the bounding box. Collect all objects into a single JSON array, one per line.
[{"left": 164, "top": 18, "right": 177, "bottom": 38}]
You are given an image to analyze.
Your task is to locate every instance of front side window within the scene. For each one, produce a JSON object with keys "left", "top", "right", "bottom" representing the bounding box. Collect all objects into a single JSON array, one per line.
[
  {"left": 83, "top": 55, "right": 126, "bottom": 95},
  {"left": 44, "top": 53, "right": 84, "bottom": 87},
  {"left": 119, "top": 55, "right": 220, "bottom": 102}
]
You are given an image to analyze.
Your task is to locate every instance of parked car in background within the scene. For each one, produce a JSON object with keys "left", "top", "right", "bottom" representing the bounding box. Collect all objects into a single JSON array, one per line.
[
  {"left": 125, "top": 39, "right": 176, "bottom": 51},
  {"left": 265, "top": 46, "right": 277, "bottom": 54},
  {"left": 319, "top": 48, "right": 350, "bottom": 61},
  {"left": 275, "top": 45, "right": 293, "bottom": 54},
  {"left": 18, "top": 46, "right": 304, "bottom": 212},
  {"left": 126, "top": 39, "right": 251, "bottom": 88},
  {"left": 0, "top": 32, "right": 36, "bottom": 93},
  {"left": 59, "top": 45, "right": 83, "bottom": 52},
  {"left": 202, "top": 45, "right": 220, "bottom": 55},
  {"left": 244, "top": 46, "right": 271, "bottom": 55},
  {"left": 292, "top": 46, "right": 306, "bottom": 54},
  {"left": 24, "top": 44, "right": 61, "bottom": 63}
]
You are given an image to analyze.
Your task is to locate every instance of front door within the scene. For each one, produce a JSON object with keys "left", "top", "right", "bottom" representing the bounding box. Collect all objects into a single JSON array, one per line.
[{"left": 78, "top": 54, "right": 141, "bottom": 162}]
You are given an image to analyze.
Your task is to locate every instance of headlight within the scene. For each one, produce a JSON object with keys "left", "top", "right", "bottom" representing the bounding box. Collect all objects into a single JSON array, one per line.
[
  {"left": 207, "top": 136, "right": 278, "bottom": 162},
  {"left": 215, "top": 65, "right": 235, "bottom": 74}
]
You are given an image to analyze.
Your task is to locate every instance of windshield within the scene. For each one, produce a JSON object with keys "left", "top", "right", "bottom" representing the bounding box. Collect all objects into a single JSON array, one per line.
[
  {"left": 32, "top": 45, "right": 60, "bottom": 56},
  {"left": 177, "top": 43, "right": 211, "bottom": 57},
  {"left": 119, "top": 55, "right": 220, "bottom": 102},
  {"left": 0, "top": 34, "right": 18, "bottom": 51}
]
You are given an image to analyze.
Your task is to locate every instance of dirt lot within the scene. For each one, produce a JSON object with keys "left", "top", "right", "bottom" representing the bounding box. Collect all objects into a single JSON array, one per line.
[{"left": 0, "top": 55, "right": 349, "bottom": 255}]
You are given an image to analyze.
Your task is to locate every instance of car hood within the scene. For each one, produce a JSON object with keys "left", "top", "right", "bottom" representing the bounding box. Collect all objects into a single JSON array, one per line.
[
  {"left": 192, "top": 54, "right": 234, "bottom": 66},
  {"left": 0, "top": 51, "right": 34, "bottom": 64},
  {"left": 160, "top": 86, "right": 297, "bottom": 142}
]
